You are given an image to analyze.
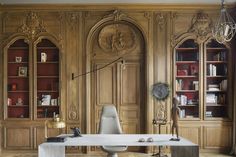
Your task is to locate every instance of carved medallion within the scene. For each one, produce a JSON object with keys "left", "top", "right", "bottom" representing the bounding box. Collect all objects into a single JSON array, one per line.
[
  {"left": 98, "top": 24, "right": 137, "bottom": 55},
  {"left": 68, "top": 104, "right": 78, "bottom": 120}
]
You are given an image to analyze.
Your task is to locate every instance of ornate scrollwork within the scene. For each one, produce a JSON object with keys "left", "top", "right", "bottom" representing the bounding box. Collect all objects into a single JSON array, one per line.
[
  {"left": 98, "top": 24, "right": 137, "bottom": 55},
  {"left": 18, "top": 12, "right": 46, "bottom": 39},
  {"left": 189, "top": 12, "right": 212, "bottom": 42}
]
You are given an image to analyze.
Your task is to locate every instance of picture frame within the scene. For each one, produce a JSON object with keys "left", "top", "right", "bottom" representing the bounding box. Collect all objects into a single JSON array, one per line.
[
  {"left": 15, "top": 56, "right": 22, "bottom": 62},
  {"left": 18, "top": 66, "right": 27, "bottom": 76},
  {"left": 41, "top": 52, "right": 47, "bottom": 62}
]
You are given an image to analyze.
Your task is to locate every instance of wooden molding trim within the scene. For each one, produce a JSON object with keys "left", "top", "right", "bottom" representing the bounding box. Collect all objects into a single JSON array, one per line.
[{"left": 0, "top": 4, "right": 235, "bottom": 11}]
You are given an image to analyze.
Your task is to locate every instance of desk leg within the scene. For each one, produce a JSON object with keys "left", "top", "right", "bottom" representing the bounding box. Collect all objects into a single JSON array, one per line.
[
  {"left": 39, "top": 145, "right": 65, "bottom": 157},
  {"left": 171, "top": 146, "right": 199, "bottom": 157}
]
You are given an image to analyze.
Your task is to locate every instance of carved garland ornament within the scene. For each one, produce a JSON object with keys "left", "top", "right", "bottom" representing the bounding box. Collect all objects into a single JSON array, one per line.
[
  {"left": 18, "top": 12, "right": 46, "bottom": 39},
  {"left": 98, "top": 24, "right": 137, "bottom": 55}
]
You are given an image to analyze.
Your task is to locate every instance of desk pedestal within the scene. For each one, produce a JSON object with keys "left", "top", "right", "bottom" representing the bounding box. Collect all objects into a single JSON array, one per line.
[{"left": 171, "top": 146, "right": 199, "bottom": 157}]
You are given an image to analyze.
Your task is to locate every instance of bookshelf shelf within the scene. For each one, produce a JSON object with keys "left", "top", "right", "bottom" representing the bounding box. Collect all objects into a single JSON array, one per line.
[
  {"left": 176, "top": 76, "right": 198, "bottom": 78},
  {"left": 176, "top": 61, "right": 198, "bottom": 64},
  {"left": 178, "top": 105, "right": 198, "bottom": 107},
  {"left": 176, "top": 90, "right": 198, "bottom": 92}
]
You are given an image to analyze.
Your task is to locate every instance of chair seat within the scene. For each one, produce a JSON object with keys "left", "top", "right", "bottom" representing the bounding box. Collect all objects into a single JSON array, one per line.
[{"left": 102, "top": 146, "right": 128, "bottom": 152}]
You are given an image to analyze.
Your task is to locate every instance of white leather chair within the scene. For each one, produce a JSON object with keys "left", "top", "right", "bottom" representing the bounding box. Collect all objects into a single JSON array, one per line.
[{"left": 98, "top": 105, "right": 127, "bottom": 157}]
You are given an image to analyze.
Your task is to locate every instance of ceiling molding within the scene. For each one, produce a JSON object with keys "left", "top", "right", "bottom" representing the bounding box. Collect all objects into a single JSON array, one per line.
[{"left": 0, "top": 0, "right": 236, "bottom": 5}]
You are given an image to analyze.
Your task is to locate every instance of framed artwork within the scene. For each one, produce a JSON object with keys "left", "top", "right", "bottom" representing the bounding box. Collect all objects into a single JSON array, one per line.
[
  {"left": 18, "top": 66, "right": 27, "bottom": 76},
  {"left": 15, "top": 56, "right": 22, "bottom": 62}
]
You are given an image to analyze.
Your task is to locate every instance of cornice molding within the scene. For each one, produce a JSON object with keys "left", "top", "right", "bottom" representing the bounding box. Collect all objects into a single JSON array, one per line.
[{"left": 0, "top": 4, "right": 235, "bottom": 11}]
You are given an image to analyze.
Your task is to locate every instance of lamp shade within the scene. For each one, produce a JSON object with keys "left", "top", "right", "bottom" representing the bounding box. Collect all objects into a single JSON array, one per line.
[
  {"left": 45, "top": 115, "right": 66, "bottom": 138},
  {"left": 46, "top": 117, "right": 66, "bottom": 129}
]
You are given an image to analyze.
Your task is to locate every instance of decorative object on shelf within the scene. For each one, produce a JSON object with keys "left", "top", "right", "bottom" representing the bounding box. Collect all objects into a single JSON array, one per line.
[
  {"left": 45, "top": 113, "right": 66, "bottom": 138},
  {"left": 7, "top": 98, "right": 12, "bottom": 106},
  {"left": 50, "top": 99, "right": 57, "bottom": 106},
  {"left": 16, "top": 98, "right": 23, "bottom": 106},
  {"left": 212, "top": 0, "right": 236, "bottom": 43},
  {"left": 41, "top": 95, "right": 51, "bottom": 106},
  {"left": 11, "top": 83, "right": 17, "bottom": 91},
  {"left": 41, "top": 52, "right": 47, "bottom": 62},
  {"left": 18, "top": 66, "right": 27, "bottom": 76},
  {"left": 15, "top": 56, "right": 22, "bottom": 62}
]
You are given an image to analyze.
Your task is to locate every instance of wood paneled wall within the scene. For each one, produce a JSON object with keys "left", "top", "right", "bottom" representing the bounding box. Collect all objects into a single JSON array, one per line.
[{"left": 0, "top": 4, "right": 235, "bottom": 152}]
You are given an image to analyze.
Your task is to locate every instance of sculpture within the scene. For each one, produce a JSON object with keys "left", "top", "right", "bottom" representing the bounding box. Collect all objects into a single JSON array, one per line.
[{"left": 170, "top": 97, "right": 181, "bottom": 141}]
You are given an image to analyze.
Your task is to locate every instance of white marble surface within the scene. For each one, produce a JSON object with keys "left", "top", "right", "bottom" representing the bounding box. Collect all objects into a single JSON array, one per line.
[
  {"left": 40, "top": 134, "right": 197, "bottom": 147},
  {"left": 39, "top": 134, "right": 198, "bottom": 157}
]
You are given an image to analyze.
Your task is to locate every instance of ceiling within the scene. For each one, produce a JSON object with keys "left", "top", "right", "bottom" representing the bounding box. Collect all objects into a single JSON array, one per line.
[{"left": 0, "top": 0, "right": 236, "bottom": 5}]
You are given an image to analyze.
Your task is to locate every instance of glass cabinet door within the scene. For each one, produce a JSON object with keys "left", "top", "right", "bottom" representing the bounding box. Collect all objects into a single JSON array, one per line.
[
  {"left": 36, "top": 39, "right": 60, "bottom": 118},
  {"left": 205, "top": 39, "right": 229, "bottom": 119},
  {"left": 7, "top": 39, "right": 30, "bottom": 118},
  {"left": 174, "top": 39, "right": 200, "bottom": 119}
]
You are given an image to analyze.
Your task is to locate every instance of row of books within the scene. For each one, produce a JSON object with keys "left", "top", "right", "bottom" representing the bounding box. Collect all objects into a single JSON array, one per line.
[
  {"left": 208, "top": 64, "right": 217, "bottom": 76},
  {"left": 211, "top": 52, "right": 226, "bottom": 61},
  {"left": 208, "top": 64, "right": 227, "bottom": 76}
]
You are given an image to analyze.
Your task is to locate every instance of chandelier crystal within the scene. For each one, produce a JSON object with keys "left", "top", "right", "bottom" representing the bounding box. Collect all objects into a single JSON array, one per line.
[{"left": 212, "top": 0, "right": 236, "bottom": 43}]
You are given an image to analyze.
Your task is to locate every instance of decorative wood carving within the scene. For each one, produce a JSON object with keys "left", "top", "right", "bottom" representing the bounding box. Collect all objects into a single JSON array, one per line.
[
  {"left": 189, "top": 12, "right": 212, "bottom": 42},
  {"left": 18, "top": 12, "right": 46, "bottom": 39},
  {"left": 98, "top": 24, "right": 137, "bottom": 55},
  {"left": 144, "top": 12, "right": 151, "bottom": 20},
  {"left": 66, "top": 12, "right": 79, "bottom": 29},
  {"left": 68, "top": 104, "right": 78, "bottom": 120},
  {"left": 155, "top": 101, "right": 167, "bottom": 122},
  {"left": 156, "top": 13, "right": 166, "bottom": 30},
  {"left": 104, "top": 10, "right": 127, "bottom": 21}
]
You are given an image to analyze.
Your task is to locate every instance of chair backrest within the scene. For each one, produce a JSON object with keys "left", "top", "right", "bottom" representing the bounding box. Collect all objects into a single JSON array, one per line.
[{"left": 98, "top": 105, "right": 122, "bottom": 134}]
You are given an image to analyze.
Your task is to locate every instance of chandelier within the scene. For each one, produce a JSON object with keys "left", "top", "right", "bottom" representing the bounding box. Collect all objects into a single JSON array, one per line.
[{"left": 212, "top": 0, "right": 236, "bottom": 43}]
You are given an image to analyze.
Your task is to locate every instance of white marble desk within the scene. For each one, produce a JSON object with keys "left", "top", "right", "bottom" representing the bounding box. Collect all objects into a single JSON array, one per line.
[{"left": 38, "top": 134, "right": 199, "bottom": 157}]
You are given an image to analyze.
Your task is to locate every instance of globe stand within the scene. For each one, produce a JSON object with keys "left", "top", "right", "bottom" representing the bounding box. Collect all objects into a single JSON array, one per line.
[{"left": 152, "top": 120, "right": 168, "bottom": 157}]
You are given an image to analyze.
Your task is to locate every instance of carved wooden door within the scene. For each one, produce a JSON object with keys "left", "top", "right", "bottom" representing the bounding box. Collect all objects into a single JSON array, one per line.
[
  {"left": 90, "top": 22, "right": 145, "bottom": 152},
  {"left": 92, "top": 59, "right": 144, "bottom": 152}
]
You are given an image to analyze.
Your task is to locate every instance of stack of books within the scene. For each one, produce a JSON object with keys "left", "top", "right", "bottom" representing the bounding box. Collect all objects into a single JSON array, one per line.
[
  {"left": 208, "top": 84, "right": 220, "bottom": 91},
  {"left": 206, "top": 111, "right": 212, "bottom": 117},
  {"left": 206, "top": 94, "right": 217, "bottom": 103}
]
